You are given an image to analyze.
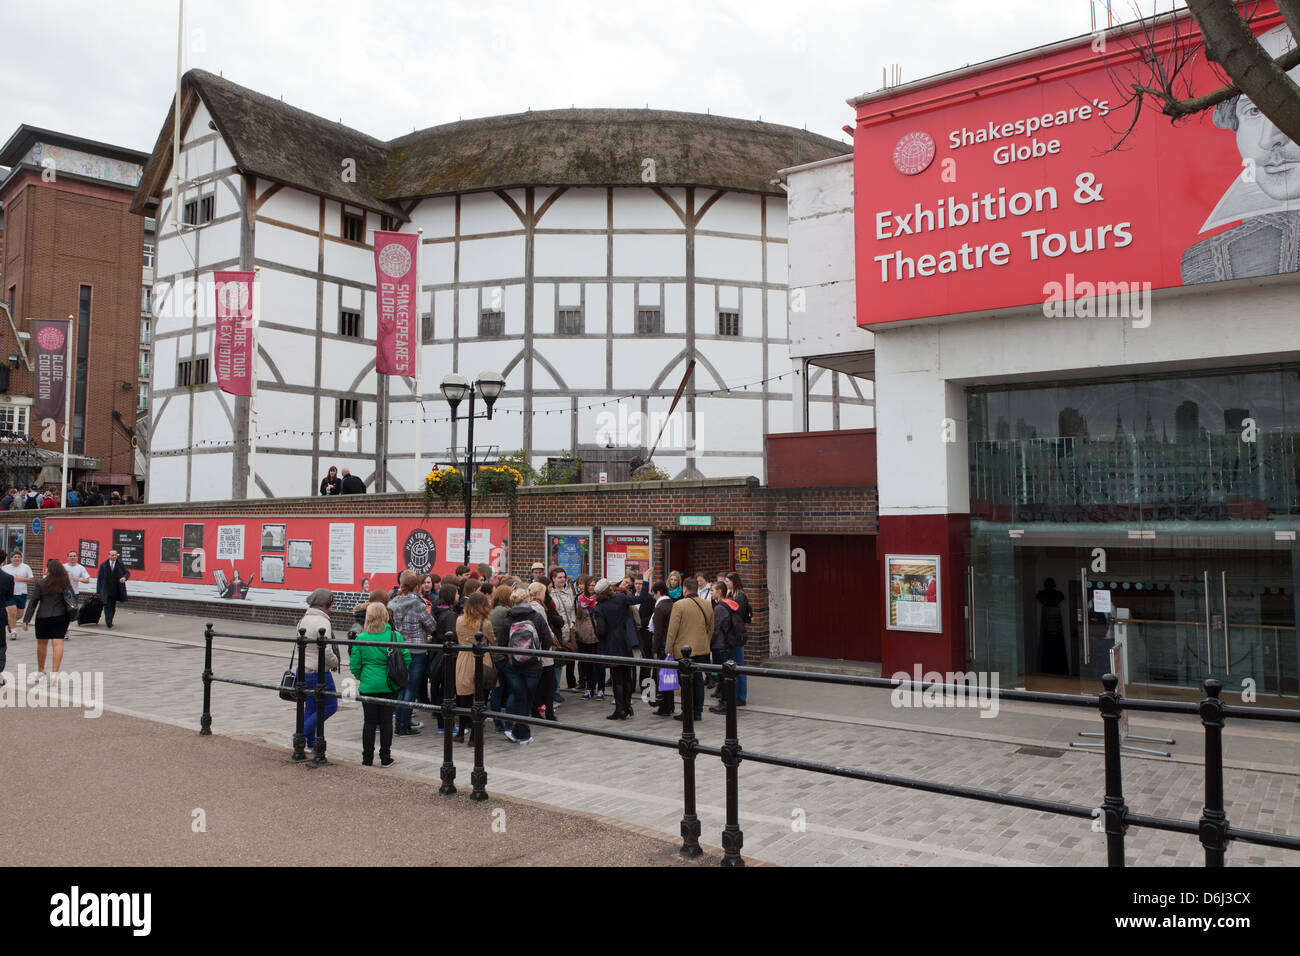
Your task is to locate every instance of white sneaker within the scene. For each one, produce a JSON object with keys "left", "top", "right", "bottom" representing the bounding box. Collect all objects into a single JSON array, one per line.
[
  {"left": 517, "top": 736, "right": 533, "bottom": 746},
  {"left": 27, "top": 670, "right": 45, "bottom": 685},
  {"left": 504, "top": 729, "right": 518, "bottom": 743}
]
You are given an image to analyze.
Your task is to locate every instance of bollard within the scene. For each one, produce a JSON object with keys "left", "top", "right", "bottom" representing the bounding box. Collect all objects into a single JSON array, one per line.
[
  {"left": 291, "top": 628, "right": 308, "bottom": 761},
  {"left": 677, "top": 647, "right": 702, "bottom": 859},
  {"left": 439, "top": 637, "right": 458, "bottom": 795},
  {"left": 1198, "top": 679, "right": 1228, "bottom": 867},
  {"left": 1098, "top": 673, "right": 1128, "bottom": 867},
  {"left": 311, "top": 627, "right": 329, "bottom": 765},
  {"left": 719, "top": 659, "right": 745, "bottom": 867},
  {"left": 470, "top": 637, "right": 489, "bottom": 801},
  {"left": 200, "top": 623, "right": 215, "bottom": 736}
]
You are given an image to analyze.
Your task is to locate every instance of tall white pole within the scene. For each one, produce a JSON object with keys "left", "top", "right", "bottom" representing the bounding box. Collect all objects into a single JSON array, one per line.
[
  {"left": 414, "top": 227, "right": 423, "bottom": 483},
  {"left": 60, "top": 314, "right": 73, "bottom": 505},
  {"left": 173, "top": 0, "right": 184, "bottom": 230},
  {"left": 249, "top": 266, "right": 260, "bottom": 497}
]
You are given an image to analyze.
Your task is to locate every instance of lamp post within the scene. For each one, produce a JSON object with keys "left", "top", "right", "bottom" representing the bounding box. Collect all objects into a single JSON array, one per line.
[{"left": 441, "top": 370, "right": 505, "bottom": 566}]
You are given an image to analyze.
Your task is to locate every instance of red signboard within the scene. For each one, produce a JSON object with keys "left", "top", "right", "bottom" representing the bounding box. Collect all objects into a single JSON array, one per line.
[
  {"left": 44, "top": 514, "right": 508, "bottom": 607},
  {"left": 213, "top": 270, "right": 254, "bottom": 397},
  {"left": 854, "top": 10, "right": 1298, "bottom": 326},
  {"left": 374, "top": 231, "right": 418, "bottom": 376}
]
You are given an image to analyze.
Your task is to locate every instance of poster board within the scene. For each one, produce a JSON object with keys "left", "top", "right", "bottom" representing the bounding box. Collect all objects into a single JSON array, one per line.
[
  {"left": 546, "top": 527, "right": 592, "bottom": 581},
  {"left": 886, "top": 554, "right": 941, "bottom": 632},
  {"left": 602, "top": 527, "right": 652, "bottom": 581}
]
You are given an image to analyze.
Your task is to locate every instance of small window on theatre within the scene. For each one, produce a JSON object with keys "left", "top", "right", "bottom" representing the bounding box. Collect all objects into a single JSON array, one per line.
[
  {"left": 200, "top": 195, "right": 214, "bottom": 223},
  {"left": 342, "top": 210, "right": 366, "bottom": 243},
  {"left": 636, "top": 308, "right": 662, "bottom": 335},
  {"left": 421, "top": 313, "right": 433, "bottom": 341},
  {"left": 557, "top": 308, "right": 583, "bottom": 335},
  {"left": 177, "top": 359, "right": 192, "bottom": 387},
  {"left": 183, "top": 200, "right": 198, "bottom": 226},
  {"left": 717, "top": 311, "right": 740, "bottom": 337},
  {"left": 479, "top": 310, "right": 504, "bottom": 337},
  {"left": 338, "top": 398, "right": 359, "bottom": 425},
  {"left": 193, "top": 357, "right": 209, "bottom": 384},
  {"left": 340, "top": 308, "right": 362, "bottom": 338}
]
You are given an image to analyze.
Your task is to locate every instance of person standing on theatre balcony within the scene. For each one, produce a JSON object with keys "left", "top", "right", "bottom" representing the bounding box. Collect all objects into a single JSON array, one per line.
[
  {"left": 664, "top": 577, "right": 713, "bottom": 722},
  {"left": 338, "top": 467, "right": 366, "bottom": 494},
  {"left": 95, "top": 549, "right": 130, "bottom": 629},
  {"left": 319, "top": 466, "right": 342, "bottom": 496}
]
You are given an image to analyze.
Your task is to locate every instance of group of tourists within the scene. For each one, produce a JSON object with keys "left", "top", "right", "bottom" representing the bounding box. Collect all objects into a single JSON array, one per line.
[
  {"left": 292, "top": 562, "right": 752, "bottom": 768},
  {"left": 0, "top": 484, "right": 134, "bottom": 510}
]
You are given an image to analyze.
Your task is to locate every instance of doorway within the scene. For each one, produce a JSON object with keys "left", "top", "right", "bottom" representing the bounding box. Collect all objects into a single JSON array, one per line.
[{"left": 790, "top": 533, "right": 880, "bottom": 661}]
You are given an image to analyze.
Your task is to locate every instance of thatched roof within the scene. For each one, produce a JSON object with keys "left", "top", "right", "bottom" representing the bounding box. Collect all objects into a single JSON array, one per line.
[{"left": 132, "top": 70, "right": 848, "bottom": 219}]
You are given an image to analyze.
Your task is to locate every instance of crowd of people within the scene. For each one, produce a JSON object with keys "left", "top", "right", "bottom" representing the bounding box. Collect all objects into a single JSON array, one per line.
[
  {"left": 294, "top": 561, "right": 753, "bottom": 767},
  {"left": 0, "top": 483, "right": 137, "bottom": 509}
]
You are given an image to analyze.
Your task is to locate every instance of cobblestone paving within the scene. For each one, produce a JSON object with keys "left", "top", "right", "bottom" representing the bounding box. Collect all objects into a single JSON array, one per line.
[{"left": 7, "top": 612, "right": 1296, "bottom": 866}]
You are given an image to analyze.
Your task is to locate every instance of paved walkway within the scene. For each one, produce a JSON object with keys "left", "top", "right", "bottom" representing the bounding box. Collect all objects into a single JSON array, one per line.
[{"left": 4, "top": 608, "right": 1297, "bottom": 866}]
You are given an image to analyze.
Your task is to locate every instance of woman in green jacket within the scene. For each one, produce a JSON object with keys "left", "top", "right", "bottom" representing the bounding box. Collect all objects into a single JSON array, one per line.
[{"left": 349, "top": 603, "right": 409, "bottom": 767}]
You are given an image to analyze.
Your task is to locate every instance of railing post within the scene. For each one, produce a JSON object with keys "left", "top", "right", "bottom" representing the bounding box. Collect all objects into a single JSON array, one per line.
[
  {"left": 719, "top": 659, "right": 745, "bottom": 867},
  {"left": 291, "top": 628, "right": 307, "bottom": 761},
  {"left": 677, "top": 647, "right": 702, "bottom": 859},
  {"left": 1098, "top": 673, "right": 1128, "bottom": 866},
  {"left": 311, "top": 627, "right": 329, "bottom": 765},
  {"left": 470, "top": 636, "right": 489, "bottom": 801},
  {"left": 1198, "top": 678, "right": 1229, "bottom": 867},
  {"left": 439, "top": 636, "right": 458, "bottom": 795},
  {"left": 200, "top": 623, "right": 214, "bottom": 736}
]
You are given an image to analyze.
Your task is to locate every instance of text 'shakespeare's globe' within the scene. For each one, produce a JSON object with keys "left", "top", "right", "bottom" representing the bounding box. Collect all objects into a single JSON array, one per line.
[
  {"left": 892, "top": 131, "right": 936, "bottom": 176},
  {"left": 377, "top": 242, "right": 412, "bottom": 279}
]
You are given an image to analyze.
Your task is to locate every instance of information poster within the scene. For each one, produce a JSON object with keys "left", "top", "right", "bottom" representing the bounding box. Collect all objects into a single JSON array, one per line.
[
  {"left": 112, "top": 529, "right": 146, "bottom": 571},
  {"left": 363, "top": 526, "right": 398, "bottom": 575},
  {"left": 446, "top": 528, "right": 493, "bottom": 565},
  {"left": 329, "top": 523, "right": 355, "bottom": 585},
  {"left": 546, "top": 528, "right": 591, "bottom": 581},
  {"left": 79, "top": 539, "right": 99, "bottom": 571},
  {"left": 216, "top": 525, "right": 244, "bottom": 561},
  {"left": 602, "top": 528, "right": 651, "bottom": 581},
  {"left": 886, "top": 554, "right": 941, "bottom": 632},
  {"left": 160, "top": 537, "right": 182, "bottom": 564}
]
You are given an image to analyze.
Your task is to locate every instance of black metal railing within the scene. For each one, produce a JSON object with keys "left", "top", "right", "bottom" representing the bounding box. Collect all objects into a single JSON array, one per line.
[{"left": 199, "top": 623, "right": 1300, "bottom": 867}]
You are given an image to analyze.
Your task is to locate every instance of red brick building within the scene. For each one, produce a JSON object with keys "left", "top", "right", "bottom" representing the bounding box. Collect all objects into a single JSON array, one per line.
[{"left": 0, "top": 126, "right": 149, "bottom": 497}]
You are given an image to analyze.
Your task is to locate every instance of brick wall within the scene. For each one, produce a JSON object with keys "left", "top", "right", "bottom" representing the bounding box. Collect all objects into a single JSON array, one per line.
[{"left": 26, "top": 476, "right": 878, "bottom": 662}]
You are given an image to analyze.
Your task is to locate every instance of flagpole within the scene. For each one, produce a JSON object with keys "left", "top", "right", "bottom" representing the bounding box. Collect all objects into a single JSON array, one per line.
[
  {"left": 249, "top": 266, "right": 260, "bottom": 498},
  {"left": 173, "top": 0, "right": 183, "bottom": 230},
  {"left": 413, "top": 227, "right": 423, "bottom": 484},
  {"left": 61, "top": 314, "right": 73, "bottom": 506}
]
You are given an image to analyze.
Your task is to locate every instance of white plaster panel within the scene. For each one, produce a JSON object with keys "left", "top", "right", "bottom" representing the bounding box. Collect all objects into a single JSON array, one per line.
[
  {"left": 456, "top": 340, "right": 525, "bottom": 381},
  {"left": 260, "top": 188, "right": 321, "bottom": 230},
  {"left": 696, "top": 235, "right": 761, "bottom": 283},
  {"left": 424, "top": 241, "right": 455, "bottom": 285},
  {"left": 540, "top": 188, "right": 607, "bottom": 229},
  {"left": 323, "top": 239, "right": 373, "bottom": 281},
  {"left": 321, "top": 338, "right": 378, "bottom": 393},
  {"left": 718, "top": 285, "right": 739, "bottom": 310},
  {"left": 766, "top": 241, "right": 787, "bottom": 284},
  {"left": 664, "top": 284, "right": 686, "bottom": 334},
  {"left": 534, "top": 284, "right": 555, "bottom": 334},
  {"left": 504, "top": 284, "right": 524, "bottom": 336},
  {"left": 534, "top": 234, "right": 606, "bottom": 277},
  {"left": 197, "top": 219, "right": 241, "bottom": 269},
  {"left": 256, "top": 329, "right": 315, "bottom": 388},
  {"left": 612, "top": 283, "right": 635, "bottom": 334},
  {"left": 184, "top": 103, "right": 213, "bottom": 146},
  {"left": 786, "top": 158, "right": 853, "bottom": 221},
  {"left": 457, "top": 289, "right": 478, "bottom": 335},
  {"left": 258, "top": 390, "right": 316, "bottom": 449},
  {"left": 261, "top": 270, "right": 318, "bottom": 331},
  {"left": 431, "top": 292, "right": 454, "bottom": 339},
  {"left": 459, "top": 236, "right": 525, "bottom": 284},
  {"left": 214, "top": 137, "right": 236, "bottom": 170},
  {"left": 538, "top": 338, "right": 605, "bottom": 389},
  {"left": 611, "top": 340, "right": 681, "bottom": 390},
  {"left": 765, "top": 198, "right": 789, "bottom": 240},
  {"left": 702, "top": 340, "right": 764, "bottom": 389},
  {"left": 696, "top": 192, "right": 760, "bottom": 235},
  {"left": 614, "top": 187, "right": 682, "bottom": 229},
  {"left": 460, "top": 192, "right": 526, "bottom": 234},
  {"left": 637, "top": 283, "right": 660, "bottom": 306},
  {"left": 742, "top": 287, "right": 764, "bottom": 331},
  {"left": 788, "top": 212, "right": 853, "bottom": 290},
  {"left": 613, "top": 234, "right": 682, "bottom": 277},
  {"left": 531, "top": 404, "right": 571, "bottom": 451},
  {"left": 153, "top": 338, "right": 179, "bottom": 388},
  {"left": 146, "top": 457, "right": 186, "bottom": 503},
  {"left": 259, "top": 222, "right": 320, "bottom": 272},
  {"left": 557, "top": 283, "right": 580, "bottom": 305},
  {"left": 584, "top": 285, "right": 607, "bottom": 335},
  {"left": 410, "top": 197, "right": 456, "bottom": 239}
]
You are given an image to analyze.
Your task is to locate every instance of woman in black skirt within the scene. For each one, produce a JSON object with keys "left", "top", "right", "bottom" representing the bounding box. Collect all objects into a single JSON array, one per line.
[{"left": 23, "top": 559, "right": 77, "bottom": 681}]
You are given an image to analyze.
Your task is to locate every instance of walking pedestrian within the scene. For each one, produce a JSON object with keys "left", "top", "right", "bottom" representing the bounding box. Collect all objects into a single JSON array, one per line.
[
  {"left": 664, "top": 577, "right": 713, "bottom": 722},
  {"left": 23, "top": 559, "right": 77, "bottom": 682},
  {"left": 95, "top": 549, "right": 130, "bottom": 629},
  {"left": 454, "top": 590, "right": 496, "bottom": 741},
  {"left": 319, "top": 466, "right": 342, "bottom": 496},
  {"left": 4, "top": 551, "right": 34, "bottom": 631},
  {"left": 0, "top": 551, "right": 11, "bottom": 684},
  {"left": 350, "top": 602, "right": 407, "bottom": 767},
  {"left": 297, "top": 588, "right": 341, "bottom": 741},
  {"left": 390, "top": 571, "right": 439, "bottom": 736}
]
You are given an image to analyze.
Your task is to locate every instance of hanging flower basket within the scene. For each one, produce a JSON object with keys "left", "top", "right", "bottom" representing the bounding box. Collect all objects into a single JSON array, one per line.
[
  {"left": 424, "top": 466, "right": 463, "bottom": 516},
  {"left": 475, "top": 464, "right": 524, "bottom": 509}
]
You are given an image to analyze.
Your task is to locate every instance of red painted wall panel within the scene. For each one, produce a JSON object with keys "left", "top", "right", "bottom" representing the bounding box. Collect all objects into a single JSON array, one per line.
[
  {"left": 766, "top": 429, "right": 877, "bottom": 488},
  {"left": 878, "top": 513, "right": 968, "bottom": 676}
]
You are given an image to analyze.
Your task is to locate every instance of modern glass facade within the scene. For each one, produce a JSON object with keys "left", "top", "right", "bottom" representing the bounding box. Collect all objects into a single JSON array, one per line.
[{"left": 968, "top": 366, "right": 1299, "bottom": 704}]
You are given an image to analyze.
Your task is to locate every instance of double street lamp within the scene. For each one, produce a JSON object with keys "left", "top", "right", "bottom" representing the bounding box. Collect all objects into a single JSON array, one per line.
[{"left": 441, "top": 370, "right": 506, "bottom": 567}]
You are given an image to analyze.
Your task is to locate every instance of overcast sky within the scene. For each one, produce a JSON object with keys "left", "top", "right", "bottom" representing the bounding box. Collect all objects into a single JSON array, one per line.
[{"left": 2, "top": 0, "right": 1154, "bottom": 155}]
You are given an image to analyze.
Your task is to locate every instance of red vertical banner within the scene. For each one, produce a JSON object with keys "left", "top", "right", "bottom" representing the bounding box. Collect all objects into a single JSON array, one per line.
[
  {"left": 374, "top": 230, "right": 418, "bottom": 376},
  {"left": 31, "top": 318, "right": 71, "bottom": 423},
  {"left": 213, "top": 270, "right": 254, "bottom": 397}
]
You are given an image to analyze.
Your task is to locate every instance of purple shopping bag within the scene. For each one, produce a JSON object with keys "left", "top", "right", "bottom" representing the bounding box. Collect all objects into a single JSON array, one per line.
[{"left": 657, "top": 656, "right": 680, "bottom": 693}]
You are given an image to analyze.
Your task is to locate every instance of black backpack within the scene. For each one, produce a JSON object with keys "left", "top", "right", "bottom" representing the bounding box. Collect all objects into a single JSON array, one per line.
[{"left": 385, "top": 641, "right": 409, "bottom": 691}]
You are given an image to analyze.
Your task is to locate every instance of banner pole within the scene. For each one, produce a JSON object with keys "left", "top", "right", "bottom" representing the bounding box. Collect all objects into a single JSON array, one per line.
[
  {"left": 61, "top": 314, "right": 73, "bottom": 506},
  {"left": 249, "top": 266, "right": 260, "bottom": 498},
  {"left": 414, "top": 227, "right": 423, "bottom": 485}
]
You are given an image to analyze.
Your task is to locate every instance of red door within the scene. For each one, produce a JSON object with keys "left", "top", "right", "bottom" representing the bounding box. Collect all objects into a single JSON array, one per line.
[{"left": 790, "top": 534, "right": 880, "bottom": 661}]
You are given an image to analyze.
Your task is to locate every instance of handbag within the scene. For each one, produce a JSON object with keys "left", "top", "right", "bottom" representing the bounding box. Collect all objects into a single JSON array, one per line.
[
  {"left": 657, "top": 655, "right": 679, "bottom": 693},
  {"left": 278, "top": 647, "right": 299, "bottom": 701}
]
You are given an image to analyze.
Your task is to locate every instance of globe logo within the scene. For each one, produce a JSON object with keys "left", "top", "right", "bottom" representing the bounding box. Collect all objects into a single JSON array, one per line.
[
  {"left": 377, "top": 242, "right": 412, "bottom": 279},
  {"left": 403, "top": 529, "right": 437, "bottom": 574},
  {"left": 37, "top": 326, "right": 65, "bottom": 351},
  {"left": 892, "top": 131, "right": 936, "bottom": 175}
]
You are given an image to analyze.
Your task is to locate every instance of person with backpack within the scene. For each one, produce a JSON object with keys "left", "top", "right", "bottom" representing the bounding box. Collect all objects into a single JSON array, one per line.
[
  {"left": 349, "top": 602, "right": 409, "bottom": 767},
  {"left": 708, "top": 582, "right": 748, "bottom": 712},
  {"left": 725, "top": 572, "right": 752, "bottom": 707},
  {"left": 501, "top": 586, "right": 550, "bottom": 744}
]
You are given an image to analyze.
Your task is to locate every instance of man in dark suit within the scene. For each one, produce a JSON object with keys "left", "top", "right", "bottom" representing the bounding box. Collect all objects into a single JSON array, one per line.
[
  {"left": 96, "top": 549, "right": 130, "bottom": 629},
  {"left": 0, "top": 551, "right": 11, "bottom": 684},
  {"left": 338, "top": 467, "right": 366, "bottom": 494}
]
